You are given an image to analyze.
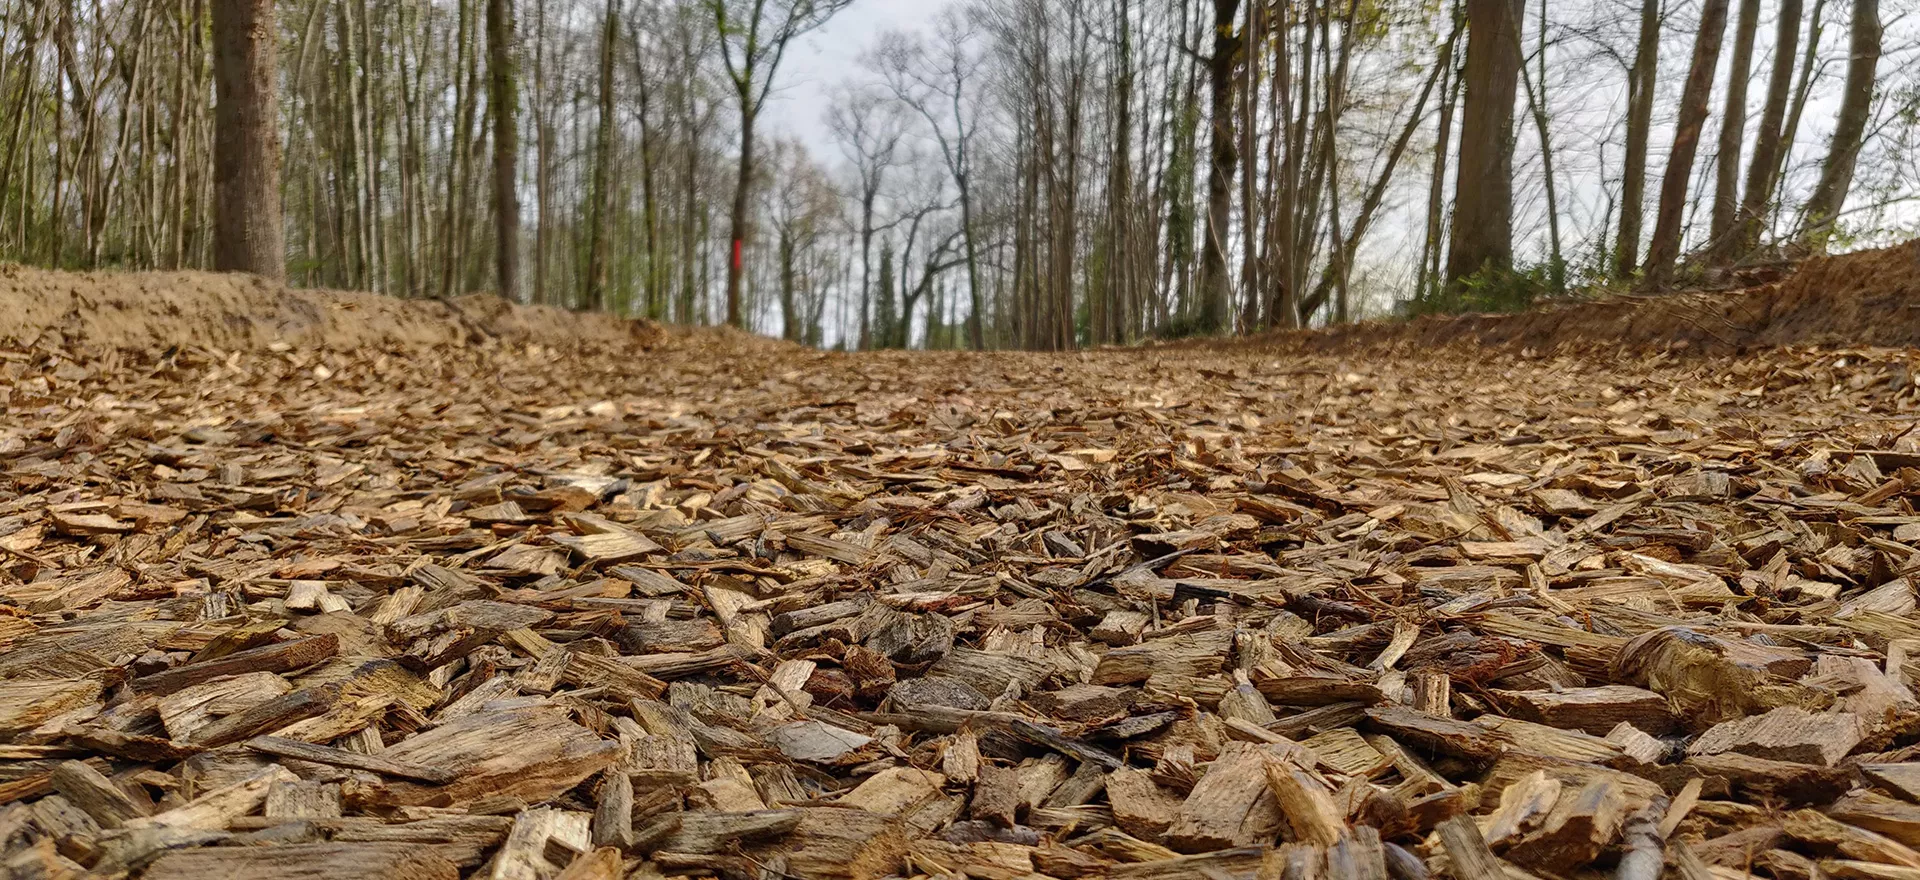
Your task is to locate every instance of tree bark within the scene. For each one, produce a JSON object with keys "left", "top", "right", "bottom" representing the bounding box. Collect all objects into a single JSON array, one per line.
[
  {"left": 1801, "top": 0, "right": 1880, "bottom": 250},
  {"left": 1517, "top": 0, "right": 1563, "bottom": 292},
  {"left": 1236, "top": 0, "right": 1261, "bottom": 331},
  {"left": 1196, "top": 0, "right": 1242, "bottom": 335},
  {"left": 1733, "top": 0, "right": 1802, "bottom": 258},
  {"left": 584, "top": 0, "right": 618, "bottom": 311},
  {"left": 210, "top": 0, "right": 284, "bottom": 281},
  {"left": 1615, "top": 0, "right": 1660, "bottom": 279},
  {"left": 1444, "top": 0, "right": 1522, "bottom": 287},
  {"left": 1641, "top": 0, "right": 1729, "bottom": 287},
  {"left": 488, "top": 0, "right": 519, "bottom": 300},
  {"left": 1707, "top": 0, "right": 1760, "bottom": 266},
  {"left": 1418, "top": 1, "right": 1462, "bottom": 305},
  {"left": 726, "top": 104, "right": 754, "bottom": 327}
]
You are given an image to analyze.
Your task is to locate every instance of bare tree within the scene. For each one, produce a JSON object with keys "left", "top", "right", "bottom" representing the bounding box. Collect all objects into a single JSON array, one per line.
[
  {"left": 1732, "top": 0, "right": 1803, "bottom": 259},
  {"left": 1197, "top": 0, "right": 1242, "bottom": 333},
  {"left": 710, "top": 0, "right": 855, "bottom": 329},
  {"left": 1642, "top": 0, "right": 1730, "bottom": 287},
  {"left": 488, "top": 0, "right": 520, "bottom": 300},
  {"left": 584, "top": 0, "right": 620, "bottom": 311},
  {"left": 1446, "top": 0, "right": 1523, "bottom": 287},
  {"left": 870, "top": 12, "right": 988, "bottom": 349},
  {"left": 827, "top": 85, "right": 906, "bottom": 350},
  {"left": 1615, "top": 0, "right": 1661, "bottom": 279},
  {"left": 1706, "top": 0, "right": 1760, "bottom": 267},
  {"left": 1801, "top": 0, "right": 1881, "bottom": 249},
  {"left": 210, "top": 0, "right": 284, "bottom": 281}
]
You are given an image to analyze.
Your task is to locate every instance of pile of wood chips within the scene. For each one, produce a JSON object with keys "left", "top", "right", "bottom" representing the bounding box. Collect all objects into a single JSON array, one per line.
[{"left": 7, "top": 334, "right": 1920, "bottom": 880}]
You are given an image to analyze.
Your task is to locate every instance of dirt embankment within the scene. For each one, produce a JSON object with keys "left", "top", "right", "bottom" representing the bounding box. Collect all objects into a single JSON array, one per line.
[
  {"left": 0, "top": 264, "right": 663, "bottom": 353},
  {"left": 1287, "top": 238, "right": 1920, "bottom": 354},
  {"left": 5, "top": 239, "right": 1920, "bottom": 356}
]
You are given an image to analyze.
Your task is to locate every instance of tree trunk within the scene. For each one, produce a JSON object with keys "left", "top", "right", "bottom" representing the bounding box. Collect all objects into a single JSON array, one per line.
[
  {"left": 210, "top": 0, "right": 284, "bottom": 281},
  {"left": 1707, "top": 0, "right": 1760, "bottom": 266},
  {"left": 725, "top": 101, "right": 753, "bottom": 328},
  {"left": 1418, "top": 0, "right": 1462, "bottom": 305},
  {"left": 1305, "top": 23, "right": 1452, "bottom": 317},
  {"left": 1733, "top": 0, "right": 1802, "bottom": 258},
  {"left": 440, "top": 0, "right": 479, "bottom": 300},
  {"left": 1445, "top": 0, "right": 1522, "bottom": 287},
  {"left": 532, "top": 0, "right": 551, "bottom": 304},
  {"left": 1196, "top": 0, "right": 1242, "bottom": 334},
  {"left": 1517, "top": 0, "right": 1563, "bottom": 292},
  {"left": 488, "top": 0, "right": 519, "bottom": 300},
  {"left": 1641, "top": 0, "right": 1729, "bottom": 287},
  {"left": 1774, "top": 0, "right": 1827, "bottom": 212},
  {"left": 1236, "top": 0, "right": 1261, "bottom": 331},
  {"left": 584, "top": 0, "right": 617, "bottom": 311},
  {"left": 1800, "top": 0, "right": 1880, "bottom": 250},
  {"left": 1615, "top": 0, "right": 1660, "bottom": 278},
  {"left": 777, "top": 224, "right": 797, "bottom": 341}
]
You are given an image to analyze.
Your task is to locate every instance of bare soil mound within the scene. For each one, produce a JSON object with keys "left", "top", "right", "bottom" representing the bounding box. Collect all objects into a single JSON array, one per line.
[
  {"left": 0, "top": 264, "right": 663, "bottom": 352},
  {"left": 1291, "top": 238, "right": 1920, "bottom": 354}
]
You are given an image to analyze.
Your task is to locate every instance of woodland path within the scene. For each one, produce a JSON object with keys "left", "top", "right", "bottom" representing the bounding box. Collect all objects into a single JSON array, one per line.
[{"left": 7, "top": 309, "right": 1920, "bottom": 877}]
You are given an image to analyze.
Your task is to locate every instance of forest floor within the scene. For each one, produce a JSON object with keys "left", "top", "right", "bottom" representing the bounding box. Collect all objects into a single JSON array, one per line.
[{"left": 8, "top": 245, "right": 1920, "bottom": 878}]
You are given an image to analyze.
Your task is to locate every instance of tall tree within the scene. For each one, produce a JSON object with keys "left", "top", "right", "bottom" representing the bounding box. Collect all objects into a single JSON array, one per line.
[
  {"left": 827, "top": 86, "right": 905, "bottom": 351},
  {"left": 1615, "top": 0, "right": 1661, "bottom": 278},
  {"left": 1733, "top": 0, "right": 1803, "bottom": 258},
  {"left": 871, "top": 12, "right": 988, "bottom": 350},
  {"left": 1642, "top": 0, "right": 1730, "bottom": 287},
  {"left": 711, "top": 0, "right": 855, "bottom": 330},
  {"left": 1801, "top": 0, "right": 1881, "bottom": 250},
  {"left": 210, "top": 0, "right": 284, "bottom": 281},
  {"left": 1708, "top": 0, "right": 1761, "bottom": 266},
  {"left": 1445, "top": 0, "right": 1523, "bottom": 287},
  {"left": 1196, "top": 0, "right": 1241, "bottom": 334},
  {"left": 584, "top": 0, "right": 619, "bottom": 311},
  {"left": 488, "top": 0, "right": 520, "bottom": 300},
  {"left": 1418, "top": 0, "right": 1464, "bottom": 303}
]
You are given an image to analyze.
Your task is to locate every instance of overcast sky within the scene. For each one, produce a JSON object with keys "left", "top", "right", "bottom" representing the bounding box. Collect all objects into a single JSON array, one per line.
[{"left": 762, "top": 3, "right": 947, "bottom": 153}]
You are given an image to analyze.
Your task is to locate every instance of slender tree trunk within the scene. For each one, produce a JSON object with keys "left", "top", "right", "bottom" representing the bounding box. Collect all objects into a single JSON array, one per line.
[
  {"left": 210, "top": 0, "right": 284, "bottom": 280},
  {"left": 1197, "top": 0, "right": 1242, "bottom": 334},
  {"left": 584, "top": 0, "right": 617, "bottom": 311},
  {"left": 1707, "top": 0, "right": 1760, "bottom": 266},
  {"left": 1419, "top": 0, "right": 1462, "bottom": 304},
  {"left": 488, "top": 0, "right": 519, "bottom": 300},
  {"left": 439, "top": 0, "right": 476, "bottom": 299},
  {"left": 1236, "top": 0, "right": 1261, "bottom": 331},
  {"left": 1801, "top": 0, "right": 1880, "bottom": 250},
  {"left": 725, "top": 96, "right": 754, "bottom": 328},
  {"left": 1306, "top": 24, "right": 1452, "bottom": 316},
  {"left": 1733, "top": 0, "right": 1802, "bottom": 259},
  {"left": 629, "top": 37, "right": 663, "bottom": 321},
  {"left": 1445, "top": 0, "right": 1522, "bottom": 287},
  {"left": 1615, "top": 0, "right": 1660, "bottom": 278},
  {"left": 1642, "top": 0, "right": 1729, "bottom": 287},
  {"left": 777, "top": 224, "right": 797, "bottom": 341},
  {"left": 1774, "top": 0, "right": 1827, "bottom": 215},
  {"left": 532, "top": 0, "right": 551, "bottom": 305},
  {"left": 1516, "top": 1, "right": 1563, "bottom": 291}
]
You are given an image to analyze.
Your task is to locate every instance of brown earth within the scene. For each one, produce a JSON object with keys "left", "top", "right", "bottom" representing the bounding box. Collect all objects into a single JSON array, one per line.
[
  {"left": 0, "top": 264, "right": 664, "bottom": 353},
  {"left": 1276, "top": 238, "right": 1920, "bottom": 355},
  {"left": 7, "top": 240, "right": 1919, "bottom": 357}
]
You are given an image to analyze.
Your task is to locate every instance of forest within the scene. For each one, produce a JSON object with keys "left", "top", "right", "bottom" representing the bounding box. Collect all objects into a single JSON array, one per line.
[
  {"left": 0, "top": 0, "right": 1914, "bottom": 349},
  {"left": 20, "top": 3, "right": 1920, "bottom": 878}
]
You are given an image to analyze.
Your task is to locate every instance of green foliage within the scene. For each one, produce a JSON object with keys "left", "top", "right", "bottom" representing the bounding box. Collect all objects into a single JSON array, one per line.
[
  {"left": 1410, "top": 261, "right": 1556, "bottom": 316},
  {"left": 1153, "top": 310, "right": 1219, "bottom": 340}
]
